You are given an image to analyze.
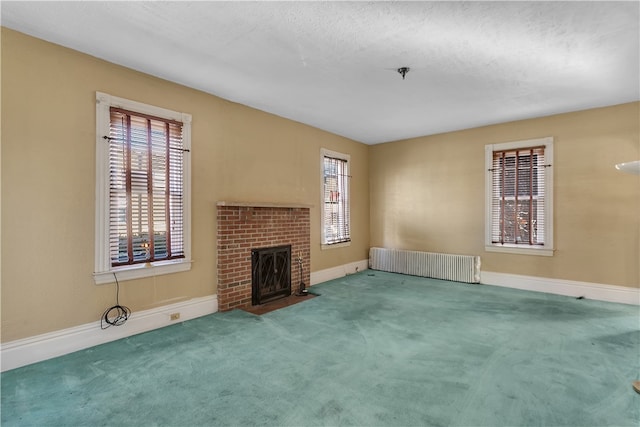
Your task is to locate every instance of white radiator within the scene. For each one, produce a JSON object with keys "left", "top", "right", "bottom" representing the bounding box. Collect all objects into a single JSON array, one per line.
[{"left": 369, "top": 247, "right": 481, "bottom": 284}]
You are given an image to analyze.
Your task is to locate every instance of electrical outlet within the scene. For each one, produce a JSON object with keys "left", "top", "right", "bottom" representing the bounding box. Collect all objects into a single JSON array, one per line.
[{"left": 170, "top": 313, "right": 180, "bottom": 321}]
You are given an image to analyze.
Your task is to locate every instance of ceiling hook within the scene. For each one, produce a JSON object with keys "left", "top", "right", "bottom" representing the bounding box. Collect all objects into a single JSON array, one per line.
[{"left": 397, "top": 67, "right": 410, "bottom": 80}]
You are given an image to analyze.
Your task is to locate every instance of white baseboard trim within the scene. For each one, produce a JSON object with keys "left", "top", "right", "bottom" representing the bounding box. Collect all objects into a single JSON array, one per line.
[
  {"left": 480, "top": 271, "right": 639, "bottom": 305},
  {"left": 310, "top": 259, "right": 369, "bottom": 285},
  {"left": 1, "top": 295, "right": 218, "bottom": 372}
]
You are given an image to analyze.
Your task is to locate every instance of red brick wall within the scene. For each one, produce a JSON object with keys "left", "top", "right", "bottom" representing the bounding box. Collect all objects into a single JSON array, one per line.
[{"left": 217, "top": 205, "right": 311, "bottom": 311}]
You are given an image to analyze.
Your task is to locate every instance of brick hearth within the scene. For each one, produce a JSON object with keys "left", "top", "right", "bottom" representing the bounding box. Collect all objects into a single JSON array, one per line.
[{"left": 216, "top": 202, "right": 311, "bottom": 311}]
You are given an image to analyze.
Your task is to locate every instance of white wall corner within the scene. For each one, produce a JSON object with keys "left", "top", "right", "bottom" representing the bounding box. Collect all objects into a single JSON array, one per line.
[
  {"left": 1, "top": 295, "right": 218, "bottom": 372},
  {"left": 480, "top": 271, "right": 640, "bottom": 306},
  {"left": 310, "top": 259, "right": 369, "bottom": 285}
]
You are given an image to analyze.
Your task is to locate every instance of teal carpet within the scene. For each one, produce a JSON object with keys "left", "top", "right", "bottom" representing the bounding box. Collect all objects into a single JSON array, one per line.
[{"left": 2, "top": 271, "right": 639, "bottom": 426}]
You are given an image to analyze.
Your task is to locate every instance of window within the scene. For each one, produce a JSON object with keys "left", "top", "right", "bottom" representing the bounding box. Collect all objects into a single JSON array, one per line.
[
  {"left": 485, "top": 137, "right": 553, "bottom": 256},
  {"left": 321, "top": 149, "right": 351, "bottom": 248},
  {"left": 95, "top": 92, "right": 192, "bottom": 284}
]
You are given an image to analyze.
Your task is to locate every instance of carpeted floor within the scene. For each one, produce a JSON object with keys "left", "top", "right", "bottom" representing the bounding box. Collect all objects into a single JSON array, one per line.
[{"left": 2, "top": 271, "right": 639, "bottom": 426}]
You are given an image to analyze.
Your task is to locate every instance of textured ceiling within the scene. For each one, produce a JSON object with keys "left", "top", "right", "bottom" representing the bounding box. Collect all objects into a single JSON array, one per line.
[{"left": 2, "top": 1, "right": 638, "bottom": 144}]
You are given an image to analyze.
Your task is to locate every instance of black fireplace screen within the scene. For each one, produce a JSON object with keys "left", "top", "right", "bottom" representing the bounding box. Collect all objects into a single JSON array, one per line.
[{"left": 251, "top": 245, "right": 291, "bottom": 305}]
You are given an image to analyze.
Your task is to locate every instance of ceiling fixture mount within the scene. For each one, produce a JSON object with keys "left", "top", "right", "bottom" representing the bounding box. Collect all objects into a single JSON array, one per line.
[{"left": 397, "top": 67, "right": 410, "bottom": 80}]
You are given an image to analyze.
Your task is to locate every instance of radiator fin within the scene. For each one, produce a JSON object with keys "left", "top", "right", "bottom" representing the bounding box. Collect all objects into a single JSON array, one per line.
[{"left": 369, "top": 247, "right": 481, "bottom": 284}]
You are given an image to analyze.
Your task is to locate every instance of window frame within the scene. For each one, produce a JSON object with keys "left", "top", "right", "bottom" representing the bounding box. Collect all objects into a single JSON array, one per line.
[
  {"left": 320, "top": 148, "right": 351, "bottom": 249},
  {"left": 484, "top": 137, "right": 554, "bottom": 256},
  {"left": 94, "top": 92, "right": 192, "bottom": 284}
]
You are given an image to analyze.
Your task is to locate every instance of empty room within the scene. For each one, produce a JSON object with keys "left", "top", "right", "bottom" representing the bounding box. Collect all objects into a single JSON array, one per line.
[{"left": 1, "top": 2, "right": 638, "bottom": 426}]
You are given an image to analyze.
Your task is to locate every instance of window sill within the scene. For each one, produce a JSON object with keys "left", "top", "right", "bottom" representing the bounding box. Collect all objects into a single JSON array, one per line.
[
  {"left": 485, "top": 245, "right": 554, "bottom": 257},
  {"left": 93, "top": 259, "right": 192, "bottom": 285},
  {"left": 321, "top": 241, "right": 351, "bottom": 250}
]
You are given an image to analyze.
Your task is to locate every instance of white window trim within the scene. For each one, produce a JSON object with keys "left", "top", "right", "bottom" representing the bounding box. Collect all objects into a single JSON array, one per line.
[
  {"left": 484, "top": 137, "right": 554, "bottom": 257},
  {"left": 320, "top": 148, "right": 351, "bottom": 250},
  {"left": 321, "top": 241, "right": 351, "bottom": 251},
  {"left": 94, "top": 92, "right": 192, "bottom": 284}
]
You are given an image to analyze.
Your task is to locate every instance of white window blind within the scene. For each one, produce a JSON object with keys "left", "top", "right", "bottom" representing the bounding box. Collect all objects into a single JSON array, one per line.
[
  {"left": 109, "top": 108, "right": 185, "bottom": 266},
  {"left": 485, "top": 137, "right": 553, "bottom": 256},
  {"left": 490, "top": 146, "right": 546, "bottom": 245},
  {"left": 322, "top": 152, "right": 351, "bottom": 245},
  {"left": 95, "top": 92, "right": 192, "bottom": 284}
]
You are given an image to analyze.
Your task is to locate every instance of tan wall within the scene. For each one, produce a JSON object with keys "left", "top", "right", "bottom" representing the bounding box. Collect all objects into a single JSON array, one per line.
[
  {"left": 2, "top": 27, "right": 638, "bottom": 344},
  {"left": 370, "top": 102, "right": 640, "bottom": 288},
  {"left": 1, "top": 28, "right": 370, "bottom": 342}
]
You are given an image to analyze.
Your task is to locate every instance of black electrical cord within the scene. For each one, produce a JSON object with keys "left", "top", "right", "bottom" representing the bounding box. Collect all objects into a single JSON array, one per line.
[{"left": 101, "top": 273, "right": 131, "bottom": 329}]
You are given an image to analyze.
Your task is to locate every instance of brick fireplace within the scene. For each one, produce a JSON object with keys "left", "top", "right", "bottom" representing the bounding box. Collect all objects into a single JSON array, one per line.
[{"left": 216, "top": 202, "right": 311, "bottom": 311}]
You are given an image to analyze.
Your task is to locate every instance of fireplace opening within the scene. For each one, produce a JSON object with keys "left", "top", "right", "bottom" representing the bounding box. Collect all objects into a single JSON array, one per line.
[{"left": 251, "top": 245, "right": 291, "bottom": 305}]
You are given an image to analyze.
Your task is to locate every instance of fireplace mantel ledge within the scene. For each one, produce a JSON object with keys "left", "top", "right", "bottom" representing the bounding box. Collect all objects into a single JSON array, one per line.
[{"left": 217, "top": 201, "right": 313, "bottom": 209}]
